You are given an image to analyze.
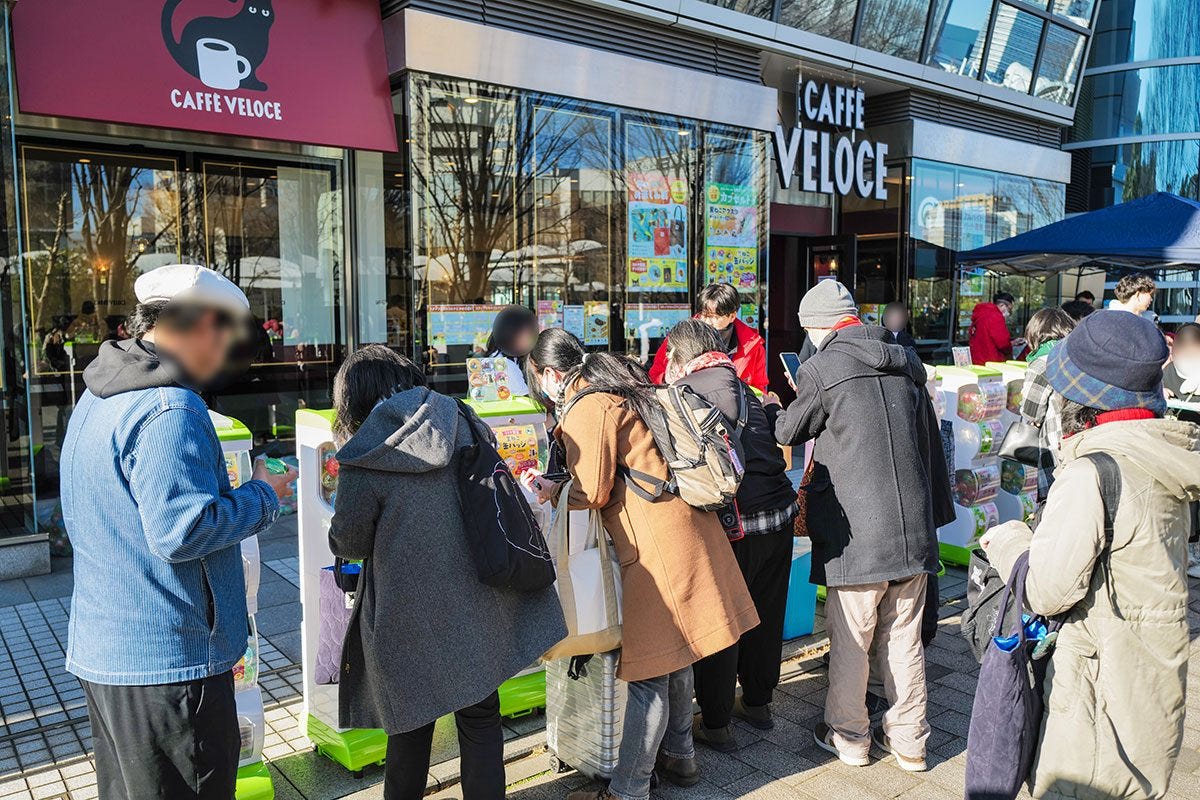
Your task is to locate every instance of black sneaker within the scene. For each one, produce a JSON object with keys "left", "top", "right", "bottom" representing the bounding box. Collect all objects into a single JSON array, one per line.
[
  {"left": 871, "top": 727, "right": 927, "bottom": 772},
  {"left": 732, "top": 697, "right": 774, "bottom": 730},
  {"left": 692, "top": 718, "right": 739, "bottom": 753},
  {"left": 655, "top": 751, "right": 700, "bottom": 787},
  {"left": 813, "top": 721, "right": 870, "bottom": 767}
]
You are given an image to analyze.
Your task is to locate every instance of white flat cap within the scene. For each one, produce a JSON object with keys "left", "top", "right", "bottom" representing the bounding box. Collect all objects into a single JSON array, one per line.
[{"left": 134, "top": 264, "right": 249, "bottom": 316}]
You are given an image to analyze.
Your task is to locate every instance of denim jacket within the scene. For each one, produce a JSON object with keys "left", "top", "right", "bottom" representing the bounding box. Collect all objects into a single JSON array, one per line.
[{"left": 63, "top": 344, "right": 278, "bottom": 685}]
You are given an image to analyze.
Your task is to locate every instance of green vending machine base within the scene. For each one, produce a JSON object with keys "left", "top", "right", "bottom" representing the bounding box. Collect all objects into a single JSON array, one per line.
[
  {"left": 306, "top": 715, "right": 388, "bottom": 775},
  {"left": 939, "top": 542, "right": 973, "bottom": 567},
  {"left": 235, "top": 762, "right": 274, "bottom": 800}
]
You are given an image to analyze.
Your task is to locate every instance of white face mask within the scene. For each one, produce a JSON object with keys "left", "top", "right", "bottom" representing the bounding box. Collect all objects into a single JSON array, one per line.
[{"left": 541, "top": 369, "right": 565, "bottom": 405}]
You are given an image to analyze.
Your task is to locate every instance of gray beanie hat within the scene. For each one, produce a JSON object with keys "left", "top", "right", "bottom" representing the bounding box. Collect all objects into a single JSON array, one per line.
[{"left": 798, "top": 280, "right": 857, "bottom": 328}]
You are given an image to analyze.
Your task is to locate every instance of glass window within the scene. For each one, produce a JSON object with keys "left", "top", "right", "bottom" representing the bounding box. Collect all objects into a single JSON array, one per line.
[
  {"left": 926, "top": 0, "right": 992, "bottom": 78},
  {"left": 981, "top": 4, "right": 1043, "bottom": 94},
  {"left": 858, "top": 0, "right": 934, "bottom": 61},
  {"left": 1118, "top": 139, "right": 1200, "bottom": 201},
  {"left": 910, "top": 158, "right": 1066, "bottom": 251},
  {"left": 1047, "top": 0, "right": 1094, "bottom": 27},
  {"left": 1090, "top": 0, "right": 1199, "bottom": 65},
  {"left": 778, "top": 0, "right": 858, "bottom": 42},
  {"left": 1035, "top": 24, "right": 1086, "bottom": 104},
  {"left": 699, "top": 0, "right": 776, "bottom": 18},
  {"left": 1079, "top": 66, "right": 1200, "bottom": 141},
  {"left": 703, "top": 131, "right": 766, "bottom": 330}
]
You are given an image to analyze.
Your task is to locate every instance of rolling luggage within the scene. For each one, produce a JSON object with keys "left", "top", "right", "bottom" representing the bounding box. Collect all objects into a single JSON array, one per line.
[{"left": 545, "top": 650, "right": 626, "bottom": 780}]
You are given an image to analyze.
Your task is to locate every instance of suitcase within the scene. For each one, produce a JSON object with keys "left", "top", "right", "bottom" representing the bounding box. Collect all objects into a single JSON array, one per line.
[{"left": 545, "top": 650, "right": 627, "bottom": 779}]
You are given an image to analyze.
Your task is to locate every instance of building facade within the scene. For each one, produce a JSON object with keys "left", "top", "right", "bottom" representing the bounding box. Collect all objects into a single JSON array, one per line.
[
  {"left": 0, "top": 0, "right": 1095, "bottom": 573},
  {"left": 1066, "top": 0, "right": 1200, "bottom": 323}
]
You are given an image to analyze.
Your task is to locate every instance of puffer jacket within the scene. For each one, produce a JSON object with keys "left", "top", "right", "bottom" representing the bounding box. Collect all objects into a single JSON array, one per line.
[{"left": 986, "top": 418, "right": 1200, "bottom": 799}]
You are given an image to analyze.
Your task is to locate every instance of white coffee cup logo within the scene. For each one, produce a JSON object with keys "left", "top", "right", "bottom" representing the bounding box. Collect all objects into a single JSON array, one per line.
[{"left": 196, "top": 38, "right": 251, "bottom": 91}]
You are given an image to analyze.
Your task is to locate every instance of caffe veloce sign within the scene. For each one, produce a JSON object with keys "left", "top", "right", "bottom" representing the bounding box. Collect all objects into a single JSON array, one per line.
[{"left": 11, "top": 0, "right": 397, "bottom": 151}]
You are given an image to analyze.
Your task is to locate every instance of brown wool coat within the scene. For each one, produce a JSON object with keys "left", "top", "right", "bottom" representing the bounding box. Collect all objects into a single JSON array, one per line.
[{"left": 557, "top": 389, "right": 759, "bottom": 682}]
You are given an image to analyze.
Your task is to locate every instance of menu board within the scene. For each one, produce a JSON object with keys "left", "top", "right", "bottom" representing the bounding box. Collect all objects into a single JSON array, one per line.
[
  {"left": 738, "top": 303, "right": 760, "bottom": 330},
  {"left": 624, "top": 303, "right": 691, "bottom": 339},
  {"left": 494, "top": 424, "right": 540, "bottom": 477},
  {"left": 704, "top": 182, "right": 758, "bottom": 292},
  {"left": 582, "top": 300, "right": 610, "bottom": 346},
  {"left": 428, "top": 305, "right": 500, "bottom": 353},
  {"left": 466, "top": 356, "right": 514, "bottom": 403},
  {"left": 627, "top": 171, "right": 688, "bottom": 293}
]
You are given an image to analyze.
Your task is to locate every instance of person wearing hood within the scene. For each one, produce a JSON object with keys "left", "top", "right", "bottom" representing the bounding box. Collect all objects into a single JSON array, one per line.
[
  {"left": 62, "top": 265, "right": 296, "bottom": 800},
  {"left": 648, "top": 283, "right": 768, "bottom": 391},
  {"left": 969, "top": 291, "right": 1018, "bottom": 365},
  {"left": 327, "top": 346, "right": 566, "bottom": 800},
  {"left": 981, "top": 310, "right": 1200, "bottom": 799},
  {"left": 486, "top": 304, "right": 538, "bottom": 396},
  {"left": 663, "top": 319, "right": 798, "bottom": 751},
  {"left": 774, "top": 280, "right": 945, "bottom": 773}
]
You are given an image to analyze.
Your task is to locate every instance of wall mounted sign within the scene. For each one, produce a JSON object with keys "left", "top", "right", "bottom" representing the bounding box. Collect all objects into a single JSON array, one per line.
[
  {"left": 12, "top": 0, "right": 397, "bottom": 151},
  {"left": 773, "top": 80, "right": 888, "bottom": 200}
]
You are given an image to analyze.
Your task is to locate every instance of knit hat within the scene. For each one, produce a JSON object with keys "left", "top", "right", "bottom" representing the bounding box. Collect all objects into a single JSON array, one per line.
[
  {"left": 1046, "top": 309, "right": 1168, "bottom": 414},
  {"left": 798, "top": 280, "right": 857, "bottom": 328}
]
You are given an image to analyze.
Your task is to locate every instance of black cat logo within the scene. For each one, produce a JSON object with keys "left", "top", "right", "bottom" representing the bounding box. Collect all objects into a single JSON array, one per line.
[{"left": 162, "top": 0, "right": 275, "bottom": 92}]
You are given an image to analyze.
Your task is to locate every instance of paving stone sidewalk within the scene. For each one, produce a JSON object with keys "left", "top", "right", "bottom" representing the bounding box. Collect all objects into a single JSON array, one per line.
[{"left": 0, "top": 513, "right": 1197, "bottom": 799}]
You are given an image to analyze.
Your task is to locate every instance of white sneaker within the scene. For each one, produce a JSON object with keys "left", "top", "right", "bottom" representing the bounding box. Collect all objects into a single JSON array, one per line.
[
  {"left": 872, "top": 728, "right": 928, "bottom": 772},
  {"left": 814, "top": 722, "right": 870, "bottom": 767}
]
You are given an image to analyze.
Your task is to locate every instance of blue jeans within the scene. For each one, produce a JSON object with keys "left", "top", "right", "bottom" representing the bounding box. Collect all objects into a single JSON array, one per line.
[{"left": 608, "top": 668, "right": 696, "bottom": 800}]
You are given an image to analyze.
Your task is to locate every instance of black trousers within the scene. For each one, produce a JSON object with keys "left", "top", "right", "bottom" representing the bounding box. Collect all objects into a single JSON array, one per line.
[
  {"left": 384, "top": 691, "right": 505, "bottom": 800},
  {"left": 694, "top": 530, "right": 792, "bottom": 729},
  {"left": 82, "top": 672, "right": 239, "bottom": 800}
]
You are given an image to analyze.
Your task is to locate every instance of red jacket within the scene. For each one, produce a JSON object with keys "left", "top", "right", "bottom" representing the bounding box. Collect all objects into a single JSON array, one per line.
[
  {"left": 968, "top": 302, "right": 1013, "bottom": 365},
  {"left": 648, "top": 317, "right": 768, "bottom": 391}
]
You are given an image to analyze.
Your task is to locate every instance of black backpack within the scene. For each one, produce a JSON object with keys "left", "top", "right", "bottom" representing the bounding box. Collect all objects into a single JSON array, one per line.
[
  {"left": 453, "top": 400, "right": 556, "bottom": 593},
  {"left": 960, "top": 451, "right": 1121, "bottom": 662}
]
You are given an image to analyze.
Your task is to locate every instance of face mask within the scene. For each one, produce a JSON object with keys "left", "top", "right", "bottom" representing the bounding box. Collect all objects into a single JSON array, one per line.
[
  {"left": 1174, "top": 356, "right": 1200, "bottom": 381},
  {"left": 541, "top": 369, "right": 565, "bottom": 405}
]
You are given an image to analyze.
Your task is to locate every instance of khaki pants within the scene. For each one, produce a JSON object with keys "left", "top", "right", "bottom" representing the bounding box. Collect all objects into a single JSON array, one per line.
[{"left": 825, "top": 574, "right": 929, "bottom": 760}]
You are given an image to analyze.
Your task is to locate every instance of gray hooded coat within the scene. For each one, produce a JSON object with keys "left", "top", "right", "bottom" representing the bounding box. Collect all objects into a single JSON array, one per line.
[
  {"left": 328, "top": 387, "right": 567, "bottom": 734},
  {"left": 775, "top": 324, "right": 946, "bottom": 587}
]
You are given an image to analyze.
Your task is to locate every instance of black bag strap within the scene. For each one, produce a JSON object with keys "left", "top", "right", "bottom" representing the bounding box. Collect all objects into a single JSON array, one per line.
[
  {"left": 992, "top": 551, "right": 1032, "bottom": 641},
  {"left": 1079, "top": 452, "right": 1122, "bottom": 561}
]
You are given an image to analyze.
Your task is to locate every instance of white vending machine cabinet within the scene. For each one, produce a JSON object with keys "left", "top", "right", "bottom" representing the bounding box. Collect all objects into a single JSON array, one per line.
[
  {"left": 986, "top": 361, "right": 1039, "bottom": 526},
  {"left": 936, "top": 366, "right": 1006, "bottom": 565},
  {"left": 208, "top": 410, "right": 274, "bottom": 800}
]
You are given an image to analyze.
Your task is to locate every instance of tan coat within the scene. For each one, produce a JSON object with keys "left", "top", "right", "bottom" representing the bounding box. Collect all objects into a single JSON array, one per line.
[
  {"left": 557, "top": 389, "right": 759, "bottom": 682},
  {"left": 986, "top": 419, "right": 1200, "bottom": 799}
]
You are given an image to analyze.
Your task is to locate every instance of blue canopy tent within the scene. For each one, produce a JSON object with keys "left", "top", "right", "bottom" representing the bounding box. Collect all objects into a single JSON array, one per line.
[{"left": 957, "top": 192, "right": 1200, "bottom": 275}]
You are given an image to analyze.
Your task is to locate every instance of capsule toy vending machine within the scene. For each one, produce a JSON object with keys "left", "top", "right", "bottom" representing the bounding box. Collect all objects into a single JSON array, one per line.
[
  {"left": 936, "top": 366, "right": 1006, "bottom": 566},
  {"left": 295, "top": 409, "right": 388, "bottom": 775},
  {"left": 208, "top": 411, "right": 274, "bottom": 800},
  {"left": 986, "top": 361, "right": 1039, "bottom": 525},
  {"left": 463, "top": 395, "right": 552, "bottom": 718}
]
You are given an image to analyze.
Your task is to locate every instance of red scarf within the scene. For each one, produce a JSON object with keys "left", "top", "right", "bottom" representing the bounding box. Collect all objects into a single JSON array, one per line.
[
  {"left": 831, "top": 315, "right": 863, "bottom": 332},
  {"left": 1065, "top": 408, "right": 1158, "bottom": 438}
]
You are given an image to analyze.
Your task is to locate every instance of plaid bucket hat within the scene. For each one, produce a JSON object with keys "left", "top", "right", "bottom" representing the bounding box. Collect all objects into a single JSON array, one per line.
[{"left": 1047, "top": 309, "right": 1168, "bottom": 414}]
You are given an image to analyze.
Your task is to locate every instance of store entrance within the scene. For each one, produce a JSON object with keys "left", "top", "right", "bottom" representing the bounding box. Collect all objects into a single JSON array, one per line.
[{"left": 4, "top": 141, "right": 345, "bottom": 546}]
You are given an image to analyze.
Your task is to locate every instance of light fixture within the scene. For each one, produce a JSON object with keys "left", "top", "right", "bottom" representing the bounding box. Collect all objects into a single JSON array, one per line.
[
  {"left": 393, "top": 172, "right": 404, "bottom": 178},
  {"left": 677, "top": 129, "right": 690, "bottom": 137},
  {"left": 78, "top": 158, "right": 91, "bottom": 164},
  {"left": 463, "top": 96, "right": 480, "bottom": 105}
]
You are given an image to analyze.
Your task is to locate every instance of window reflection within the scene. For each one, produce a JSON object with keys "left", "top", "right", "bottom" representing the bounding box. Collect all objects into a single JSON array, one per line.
[
  {"left": 1118, "top": 139, "right": 1200, "bottom": 201},
  {"left": 1081, "top": 66, "right": 1200, "bottom": 140},
  {"left": 1035, "top": 24, "right": 1086, "bottom": 103},
  {"left": 926, "top": 0, "right": 992, "bottom": 78},
  {"left": 1090, "top": 0, "right": 1198, "bottom": 65},
  {"left": 858, "top": 0, "right": 933, "bottom": 60},
  {"left": 982, "top": 4, "right": 1043, "bottom": 94},
  {"left": 700, "top": 0, "right": 776, "bottom": 18},
  {"left": 1047, "top": 0, "right": 1094, "bottom": 27},
  {"left": 778, "top": 0, "right": 858, "bottom": 42}
]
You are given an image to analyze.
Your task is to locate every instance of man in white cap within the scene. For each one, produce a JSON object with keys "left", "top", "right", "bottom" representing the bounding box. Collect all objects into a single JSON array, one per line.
[{"left": 61, "top": 265, "right": 296, "bottom": 800}]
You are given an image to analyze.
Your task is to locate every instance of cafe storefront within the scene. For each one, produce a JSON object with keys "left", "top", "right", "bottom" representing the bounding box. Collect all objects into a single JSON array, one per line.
[{"left": 0, "top": 0, "right": 395, "bottom": 574}]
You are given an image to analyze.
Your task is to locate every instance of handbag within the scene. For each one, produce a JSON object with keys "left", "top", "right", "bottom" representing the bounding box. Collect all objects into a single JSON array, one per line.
[
  {"left": 964, "top": 551, "right": 1043, "bottom": 800},
  {"left": 960, "top": 548, "right": 1023, "bottom": 663},
  {"left": 315, "top": 560, "right": 360, "bottom": 685},
  {"left": 997, "top": 419, "right": 1051, "bottom": 469},
  {"left": 542, "top": 480, "right": 623, "bottom": 660}
]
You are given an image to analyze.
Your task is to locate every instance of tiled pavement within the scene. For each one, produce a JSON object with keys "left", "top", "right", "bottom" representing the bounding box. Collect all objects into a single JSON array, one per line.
[{"left": 0, "top": 514, "right": 1196, "bottom": 799}]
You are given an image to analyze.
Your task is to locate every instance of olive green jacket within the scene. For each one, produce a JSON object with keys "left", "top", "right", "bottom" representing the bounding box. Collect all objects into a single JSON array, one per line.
[{"left": 986, "top": 418, "right": 1200, "bottom": 799}]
